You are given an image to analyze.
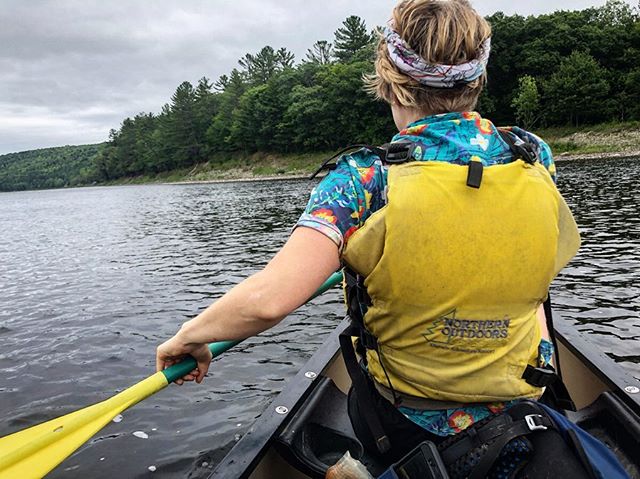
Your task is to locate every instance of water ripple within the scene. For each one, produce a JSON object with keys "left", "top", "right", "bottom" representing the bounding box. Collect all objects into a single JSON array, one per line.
[{"left": 0, "top": 159, "right": 638, "bottom": 477}]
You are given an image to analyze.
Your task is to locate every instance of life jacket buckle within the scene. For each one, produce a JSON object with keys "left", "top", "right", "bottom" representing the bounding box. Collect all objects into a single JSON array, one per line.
[
  {"left": 383, "top": 141, "right": 418, "bottom": 164},
  {"left": 360, "top": 329, "right": 379, "bottom": 351},
  {"left": 525, "top": 414, "right": 548, "bottom": 431},
  {"left": 522, "top": 364, "right": 558, "bottom": 387}
]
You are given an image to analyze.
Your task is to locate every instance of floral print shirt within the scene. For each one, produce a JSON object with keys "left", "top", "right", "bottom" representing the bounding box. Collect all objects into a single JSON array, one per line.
[
  {"left": 398, "top": 339, "right": 554, "bottom": 436},
  {"left": 295, "top": 111, "right": 557, "bottom": 436},
  {"left": 297, "top": 111, "right": 555, "bottom": 254}
]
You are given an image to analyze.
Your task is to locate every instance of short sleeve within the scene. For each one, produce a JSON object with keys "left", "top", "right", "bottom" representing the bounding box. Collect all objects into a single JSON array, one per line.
[{"left": 295, "top": 151, "right": 386, "bottom": 253}]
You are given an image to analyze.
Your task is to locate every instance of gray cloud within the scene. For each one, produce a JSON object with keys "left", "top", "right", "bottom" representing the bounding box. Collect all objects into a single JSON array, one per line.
[{"left": 0, "top": 0, "right": 626, "bottom": 154}]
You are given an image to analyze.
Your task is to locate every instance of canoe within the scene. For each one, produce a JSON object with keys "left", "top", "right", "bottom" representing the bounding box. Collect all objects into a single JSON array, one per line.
[{"left": 209, "top": 314, "right": 640, "bottom": 478}]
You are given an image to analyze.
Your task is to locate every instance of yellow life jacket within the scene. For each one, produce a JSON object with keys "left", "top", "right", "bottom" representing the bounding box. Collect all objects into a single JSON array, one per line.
[{"left": 342, "top": 159, "right": 580, "bottom": 403}]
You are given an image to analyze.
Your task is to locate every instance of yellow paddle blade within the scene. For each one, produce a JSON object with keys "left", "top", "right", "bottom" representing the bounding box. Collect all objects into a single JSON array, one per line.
[{"left": 0, "top": 372, "right": 168, "bottom": 479}]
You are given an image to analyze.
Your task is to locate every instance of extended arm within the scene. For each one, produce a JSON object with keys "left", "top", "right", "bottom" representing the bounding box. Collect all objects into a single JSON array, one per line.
[{"left": 155, "top": 227, "right": 340, "bottom": 383}]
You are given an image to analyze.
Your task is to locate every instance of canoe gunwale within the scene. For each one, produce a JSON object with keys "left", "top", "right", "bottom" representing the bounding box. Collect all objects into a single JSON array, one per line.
[
  {"left": 208, "top": 319, "right": 348, "bottom": 478},
  {"left": 554, "top": 317, "right": 640, "bottom": 411},
  {"left": 210, "top": 314, "right": 640, "bottom": 478}
]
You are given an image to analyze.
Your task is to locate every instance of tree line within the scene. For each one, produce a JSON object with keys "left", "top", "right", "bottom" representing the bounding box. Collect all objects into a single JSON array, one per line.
[
  {"left": 0, "top": 144, "right": 101, "bottom": 192},
  {"left": 91, "top": 14, "right": 391, "bottom": 181},
  {"left": 2, "top": 1, "right": 638, "bottom": 191}
]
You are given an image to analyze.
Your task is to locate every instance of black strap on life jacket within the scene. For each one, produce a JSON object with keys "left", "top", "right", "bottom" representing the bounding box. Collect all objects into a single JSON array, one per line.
[
  {"left": 497, "top": 128, "right": 538, "bottom": 165},
  {"left": 309, "top": 144, "right": 386, "bottom": 179},
  {"left": 494, "top": 130, "right": 576, "bottom": 410},
  {"left": 339, "top": 329, "right": 391, "bottom": 454},
  {"left": 309, "top": 142, "right": 420, "bottom": 180},
  {"left": 497, "top": 294, "right": 575, "bottom": 411},
  {"left": 340, "top": 267, "right": 393, "bottom": 454},
  {"left": 466, "top": 161, "right": 484, "bottom": 189}
]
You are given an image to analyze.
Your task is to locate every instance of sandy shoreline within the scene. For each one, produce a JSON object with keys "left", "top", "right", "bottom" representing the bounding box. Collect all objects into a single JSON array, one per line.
[{"left": 555, "top": 150, "right": 640, "bottom": 162}]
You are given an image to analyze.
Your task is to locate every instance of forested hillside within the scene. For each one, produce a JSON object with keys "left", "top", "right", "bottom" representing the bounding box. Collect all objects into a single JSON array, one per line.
[
  {"left": 2, "top": 1, "right": 638, "bottom": 191},
  {"left": 93, "top": 1, "right": 639, "bottom": 182},
  {"left": 0, "top": 144, "right": 102, "bottom": 192}
]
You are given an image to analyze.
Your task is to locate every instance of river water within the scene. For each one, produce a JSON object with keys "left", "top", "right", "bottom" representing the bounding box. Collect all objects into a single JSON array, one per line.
[{"left": 0, "top": 157, "right": 638, "bottom": 478}]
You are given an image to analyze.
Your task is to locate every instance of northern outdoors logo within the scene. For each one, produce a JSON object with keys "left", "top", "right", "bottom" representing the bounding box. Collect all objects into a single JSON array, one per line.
[{"left": 423, "top": 309, "right": 510, "bottom": 354}]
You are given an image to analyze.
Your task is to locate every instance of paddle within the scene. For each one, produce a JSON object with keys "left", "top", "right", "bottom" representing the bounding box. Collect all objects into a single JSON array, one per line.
[{"left": 0, "top": 271, "right": 343, "bottom": 479}]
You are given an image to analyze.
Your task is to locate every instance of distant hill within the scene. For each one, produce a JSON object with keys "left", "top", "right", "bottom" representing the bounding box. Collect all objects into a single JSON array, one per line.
[{"left": 0, "top": 144, "right": 103, "bottom": 192}]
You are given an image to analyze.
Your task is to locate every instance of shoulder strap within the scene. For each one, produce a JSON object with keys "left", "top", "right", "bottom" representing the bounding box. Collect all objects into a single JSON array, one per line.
[
  {"left": 497, "top": 128, "right": 538, "bottom": 165},
  {"left": 309, "top": 144, "right": 386, "bottom": 179},
  {"left": 339, "top": 326, "right": 391, "bottom": 454},
  {"left": 309, "top": 141, "right": 422, "bottom": 180}
]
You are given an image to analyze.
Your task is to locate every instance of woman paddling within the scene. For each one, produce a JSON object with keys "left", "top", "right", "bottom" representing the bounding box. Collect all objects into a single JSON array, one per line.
[{"left": 156, "top": 1, "right": 624, "bottom": 477}]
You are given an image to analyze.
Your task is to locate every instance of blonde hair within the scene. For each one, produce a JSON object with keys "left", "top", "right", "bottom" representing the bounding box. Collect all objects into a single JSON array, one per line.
[{"left": 366, "top": 0, "right": 491, "bottom": 113}]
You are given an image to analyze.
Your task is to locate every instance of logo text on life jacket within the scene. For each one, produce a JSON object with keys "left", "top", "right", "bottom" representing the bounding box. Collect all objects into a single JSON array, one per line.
[
  {"left": 423, "top": 309, "right": 510, "bottom": 351},
  {"left": 442, "top": 318, "right": 510, "bottom": 339}
]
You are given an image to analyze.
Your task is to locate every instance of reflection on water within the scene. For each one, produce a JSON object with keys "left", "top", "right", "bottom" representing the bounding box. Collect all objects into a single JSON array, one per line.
[
  {"left": 555, "top": 158, "right": 640, "bottom": 375},
  {"left": 0, "top": 157, "right": 638, "bottom": 477}
]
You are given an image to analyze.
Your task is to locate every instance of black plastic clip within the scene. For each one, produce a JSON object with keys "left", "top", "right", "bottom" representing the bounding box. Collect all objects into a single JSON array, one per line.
[
  {"left": 522, "top": 365, "right": 558, "bottom": 387},
  {"left": 467, "top": 161, "right": 484, "bottom": 189},
  {"left": 383, "top": 142, "right": 418, "bottom": 164}
]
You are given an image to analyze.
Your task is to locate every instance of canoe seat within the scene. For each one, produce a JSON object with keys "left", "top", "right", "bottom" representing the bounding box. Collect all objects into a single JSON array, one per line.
[
  {"left": 275, "top": 376, "right": 364, "bottom": 478},
  {"left": 567, "top": 391, "right": 640, "bottom": 476}
]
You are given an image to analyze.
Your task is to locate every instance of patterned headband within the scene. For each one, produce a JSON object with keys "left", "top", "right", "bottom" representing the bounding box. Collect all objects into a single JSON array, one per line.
[{"left": 383, "top": 22, "right": 491, "bottom": 89}]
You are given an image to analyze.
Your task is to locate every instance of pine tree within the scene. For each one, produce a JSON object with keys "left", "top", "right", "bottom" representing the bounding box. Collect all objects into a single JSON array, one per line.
[
  {"left": 194, "top": 77, "right": 218, "bottom": 156},
  {"left": 206, "top": 69, "right": 247, "bottom": 151},
  {"left": 214, "top": 74, "right": 229, "bottom": 92},
  {"left": 164, "top": 81, "right": 201, "bottom": 166},
  {"left": 276, "top": 47, "right": 295, "bottom": 69},
  {"left": 333, "top": 16, "right": 374, "bottom": 63},
  {"left": 306, "top": 40, "right": 334, "bottom": 65}
]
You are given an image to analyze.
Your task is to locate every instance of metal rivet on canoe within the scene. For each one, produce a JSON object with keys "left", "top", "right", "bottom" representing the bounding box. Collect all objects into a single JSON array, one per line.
[
  {"left": 305, "top": 371, "right": 317, "bottom": 379},
  {"left": 275, "top": 406, "right": 289, "bottom": 415},
  {"left": 625, "top": 386, "right": 640, "bottom": 394}
]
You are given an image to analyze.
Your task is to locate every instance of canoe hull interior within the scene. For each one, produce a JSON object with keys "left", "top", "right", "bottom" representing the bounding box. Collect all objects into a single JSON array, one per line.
[{"left": 210, "top": 317, "right": 640, "bottom": 479}]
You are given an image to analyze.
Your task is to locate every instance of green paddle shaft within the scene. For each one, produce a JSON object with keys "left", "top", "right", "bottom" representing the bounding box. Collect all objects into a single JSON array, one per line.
[{"left": 161, "top": 271, "right": 343, "bottom": 383}]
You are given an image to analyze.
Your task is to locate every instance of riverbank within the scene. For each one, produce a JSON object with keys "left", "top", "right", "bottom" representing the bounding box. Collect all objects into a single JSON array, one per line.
[
  {"left": 56, "top": 121, "right": 640, "bottom": 188},
  {"left": 539, "top": 121, "right": 640, "bottom": 161},
  {"left": 100, "top": 122, "right": 638, "bottom": 186}
]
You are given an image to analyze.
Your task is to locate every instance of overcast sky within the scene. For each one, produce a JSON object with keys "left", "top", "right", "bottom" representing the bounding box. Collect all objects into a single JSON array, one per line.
[{"left": 0, "top": 0, "right": 632, "bottom": 155}]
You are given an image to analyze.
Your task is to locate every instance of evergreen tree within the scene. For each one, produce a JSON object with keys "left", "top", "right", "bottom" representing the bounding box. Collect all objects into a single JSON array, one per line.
[
  {"left": 333, "top": 16, "right": 374, "bottom": 63},
  {"left": 207, "top": 69, "right": 247, "bottom": 151},
  {"left": 238, "top": 46, "right": 295, "bottom": 85},
  {"left": 306, "top": 40, "right": 334, "bottom": 65},
  {"left": 194, "top": 77, "right": 218, "bottom": 156},
  {"left": 162, "top": 81, "right": 202, "bottom": 166},
  {"left": 214, "top": 74, "right": 229, "bottom": 92},
  {"left": 276, "top": 47, "right": 295, "bottom": 69}
]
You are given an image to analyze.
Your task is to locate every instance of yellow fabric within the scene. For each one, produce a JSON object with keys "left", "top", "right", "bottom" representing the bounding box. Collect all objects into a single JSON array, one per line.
[
  {"left": 343, "top": 160, "right": 580, "bottom": 403},
  {"left": 0, "top": 372, "right": 168, "bottom": 479}
]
